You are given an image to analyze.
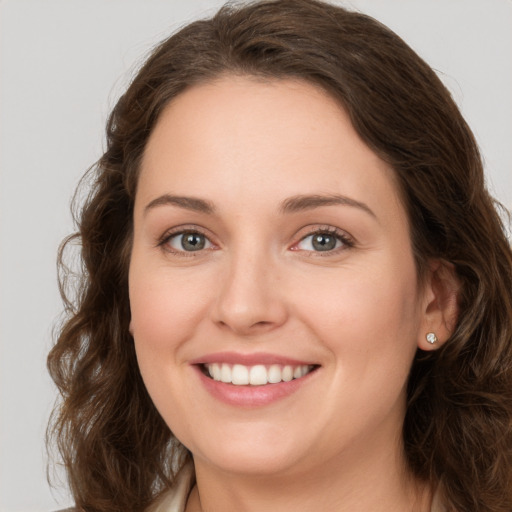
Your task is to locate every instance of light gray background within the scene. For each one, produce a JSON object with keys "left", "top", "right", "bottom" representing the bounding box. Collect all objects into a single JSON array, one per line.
[{"left": 1, "top": 1, "right": 511, "bottom": 510}]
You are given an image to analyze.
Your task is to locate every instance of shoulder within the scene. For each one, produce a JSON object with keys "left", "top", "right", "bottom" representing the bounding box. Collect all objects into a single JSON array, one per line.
[{"left": 52, "top": 461, "right": 195, "bottom": 512}]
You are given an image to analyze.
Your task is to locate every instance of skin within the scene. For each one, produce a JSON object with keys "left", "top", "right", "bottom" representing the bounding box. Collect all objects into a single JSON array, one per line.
[{"left": 129, "top": 76, "right": 450, "bottom": 511}]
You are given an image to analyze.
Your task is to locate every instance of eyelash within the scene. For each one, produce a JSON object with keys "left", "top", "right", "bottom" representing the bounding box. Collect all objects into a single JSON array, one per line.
[
  {"left": 157, "top": 225, "right": 354, "bottom": 256},
  {"left": 292, "top": 226, "right": 354, "bottom": 256},
  {"left": 157, "top": 226, "right": 215, "bottom": 257}
]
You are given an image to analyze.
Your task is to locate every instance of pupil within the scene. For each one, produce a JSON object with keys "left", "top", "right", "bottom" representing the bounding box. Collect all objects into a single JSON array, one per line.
[
  {"left": 312, "top": 234, "right": 336, "bottom": 251},
  {"left": 182, "top": 233, "right": 205, "bottom": 251}
]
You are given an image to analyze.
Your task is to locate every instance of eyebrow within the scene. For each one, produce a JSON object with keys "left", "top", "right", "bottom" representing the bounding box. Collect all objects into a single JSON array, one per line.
[
  {"left": 279, "top": 194, "right": 376, "bottom": 218},
  {"left": 144, "top": 194, "right": 216, "bottom": 215},
  {"left": 143, "top": 192, "right": 376, "bottom": 218}
]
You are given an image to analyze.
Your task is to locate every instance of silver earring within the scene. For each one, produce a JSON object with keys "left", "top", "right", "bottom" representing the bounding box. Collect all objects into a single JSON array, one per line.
[{"left": 426, "top": 332, "right": 438, "bottom": 345}]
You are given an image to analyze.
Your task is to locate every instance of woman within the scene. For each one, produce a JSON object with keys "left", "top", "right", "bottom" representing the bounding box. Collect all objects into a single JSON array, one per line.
[{"left": 47, "top": 1, "right": 512, "bottom": 511}]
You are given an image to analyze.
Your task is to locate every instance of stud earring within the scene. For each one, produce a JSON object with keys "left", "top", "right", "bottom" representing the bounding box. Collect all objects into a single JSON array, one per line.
[{"left": 426, "top": 332, "right": 438, "bottom": 345}]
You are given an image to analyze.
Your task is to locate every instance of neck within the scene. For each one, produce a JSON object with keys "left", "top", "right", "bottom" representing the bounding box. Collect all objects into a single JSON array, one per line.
[{"left": 186, "top": 429, "right": 432, "bottom": 512}]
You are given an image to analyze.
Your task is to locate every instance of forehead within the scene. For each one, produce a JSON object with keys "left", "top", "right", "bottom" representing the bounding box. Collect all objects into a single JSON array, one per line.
[{"left": 137, "top": 76, "right": 404, "bottom": 225}]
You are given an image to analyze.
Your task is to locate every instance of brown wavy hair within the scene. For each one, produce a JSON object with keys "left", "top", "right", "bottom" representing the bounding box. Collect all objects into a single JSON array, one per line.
[{"left": 47, "top": 1, "right": 512, "bottom": 510}]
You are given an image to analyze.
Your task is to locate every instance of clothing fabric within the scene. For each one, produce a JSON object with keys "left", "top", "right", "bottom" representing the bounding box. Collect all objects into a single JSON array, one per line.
[
  {"left": 55, "top": 461, "right": 445, "bottom": 512},
  {"left": 147, "top": 461, "right": 195, "bottom": 512},
  {"left": 431, "top": 486, "right": 447, "bottom": 512},
  {"left": 145, "top": 461, "right": 446, "bottom": 512},
  {"left": 53, "top": 464, "right": 194, "bottom": 512}
]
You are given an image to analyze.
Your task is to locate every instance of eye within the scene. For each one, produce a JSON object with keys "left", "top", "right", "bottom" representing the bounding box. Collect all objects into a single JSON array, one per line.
[
  {"left": 165, "top": 231, "right": 213, "bottom": 252},
  {"left": 294, "top": 229, "right": 352, "bottom": 253}
]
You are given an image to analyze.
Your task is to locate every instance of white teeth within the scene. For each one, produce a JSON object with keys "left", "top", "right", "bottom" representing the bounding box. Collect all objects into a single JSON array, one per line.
[
  {"left": 282, "top": 365, "right": 293, "bottom": 382},
  {"left": 204, "top": 363, "right": 313, "bottom": 386},
  {"left": 249, "top": 365, "right": 268, "bottom": 385},
  {"left": 232, "top": 364, "right": 249, "bottom": 385},
  {"left": 210, "top": 363, "right": 221, "bottom": 381},
  {"left": 221, "top": 363, "right": 231, "bottom": 382},
  {"left": 268, "top": 364, "right": 282, "bottom": 383}
]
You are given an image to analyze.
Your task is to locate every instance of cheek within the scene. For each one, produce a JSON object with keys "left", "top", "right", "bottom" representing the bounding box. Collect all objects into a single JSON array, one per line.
[
  {"left": 301, "top": 262, "right": 419, "bottom": 336},
  {"left": 294, "top": 254, "right": 421, "bottom": 388},
  {"left": 128, "top": 266, "right": 207, "bottom": 422},
  {"left": 128, "top": 263, "right": 210, "bottom": 361}
]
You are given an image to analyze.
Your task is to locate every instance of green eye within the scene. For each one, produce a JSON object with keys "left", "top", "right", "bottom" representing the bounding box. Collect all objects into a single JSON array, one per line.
[
  {"left": 296, "top": 231, "right": 348, "bottom": 252},
  {"left": 167, "top": 232, "right": 211, "bottom": 252},
  {"left": 311, "top": 233, "right": 338, "bottom": 251}
]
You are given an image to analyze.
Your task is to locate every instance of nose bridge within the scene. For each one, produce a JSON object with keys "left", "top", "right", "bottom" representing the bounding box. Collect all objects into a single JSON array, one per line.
[{"left": 213, "top": 235, "right": 287, "bottom": 334}]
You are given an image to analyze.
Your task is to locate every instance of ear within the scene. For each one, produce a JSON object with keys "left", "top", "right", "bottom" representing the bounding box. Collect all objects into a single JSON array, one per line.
[{"left": 418, "top": 259, "right": 459, "bottom": 351}]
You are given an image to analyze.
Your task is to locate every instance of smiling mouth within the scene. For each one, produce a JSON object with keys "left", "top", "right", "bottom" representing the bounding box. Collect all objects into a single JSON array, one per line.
[{"left": 200, "top": 363, "right": 318, "bottom": 386}]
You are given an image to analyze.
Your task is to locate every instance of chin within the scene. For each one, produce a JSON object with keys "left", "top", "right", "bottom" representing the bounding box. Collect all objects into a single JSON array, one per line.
[
  {"left": 197, "top": 447, "right": 304, "bottom": 477},
  {"left": 182, "top": 423, "right": 311, "bottom": 477}
]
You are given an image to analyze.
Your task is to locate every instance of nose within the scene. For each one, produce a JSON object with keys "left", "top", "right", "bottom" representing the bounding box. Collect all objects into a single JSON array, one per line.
[{"left": 211, "top": 249, "right": 288, "bottom": 336}]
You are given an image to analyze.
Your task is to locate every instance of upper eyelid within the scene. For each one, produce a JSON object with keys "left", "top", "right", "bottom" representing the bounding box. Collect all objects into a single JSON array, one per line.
[
  {"left": 293, "top": 225, "right": 353, "bottom": 242},
  {"left": 157, "top": 225, "right": 214, "bottom": 247},
  {"left": 291, "top": 226, "right": 355, "bottom": 252},
  {"left": 156, "top": 224, "right": 354, "bottom": 249}
]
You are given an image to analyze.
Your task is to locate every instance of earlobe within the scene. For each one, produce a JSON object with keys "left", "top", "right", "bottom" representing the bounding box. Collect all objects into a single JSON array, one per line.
[
  {"left": 425, "top": 332, "right": 438, "bottom": 345},
  {"left": 418, "top": 259, "right": 460, "bottom": 351}
]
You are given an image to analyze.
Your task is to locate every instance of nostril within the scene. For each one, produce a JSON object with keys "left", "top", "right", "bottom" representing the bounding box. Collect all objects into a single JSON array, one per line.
[{"left": 252, "top": 320, "right": 273, "bottom": 328}]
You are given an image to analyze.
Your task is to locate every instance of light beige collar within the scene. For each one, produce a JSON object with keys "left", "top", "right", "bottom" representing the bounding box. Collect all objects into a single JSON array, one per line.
[
  {"left": 147, "top": 462, "right": 195, "bottom": 512},
  {"left": 430, "top": 484, "right": 447, "bottom": 512},
  {"left": 147, "top": 463, "right": 445, "bottom": 512}
]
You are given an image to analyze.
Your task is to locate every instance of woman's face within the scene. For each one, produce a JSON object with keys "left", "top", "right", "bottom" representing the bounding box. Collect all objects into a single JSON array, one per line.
[{"left": 129, "top": 76, "right": 431, "bottom": 477}]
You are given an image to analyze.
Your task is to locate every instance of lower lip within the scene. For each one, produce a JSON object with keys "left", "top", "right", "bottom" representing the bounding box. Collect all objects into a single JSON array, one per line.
[{"left": 193, "top": 366, "right": 317, "bottom": 407}]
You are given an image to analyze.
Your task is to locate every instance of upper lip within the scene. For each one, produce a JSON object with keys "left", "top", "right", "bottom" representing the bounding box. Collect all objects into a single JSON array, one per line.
[{"left": 189, "top": 352, "right": 317, "bottom": 366}]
